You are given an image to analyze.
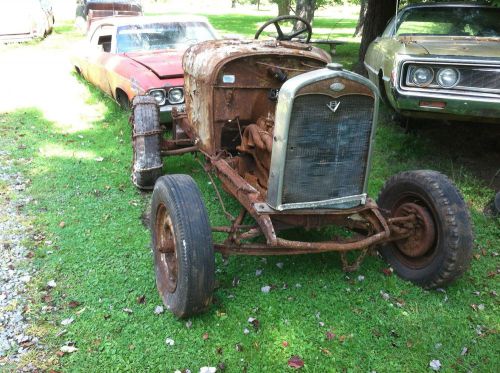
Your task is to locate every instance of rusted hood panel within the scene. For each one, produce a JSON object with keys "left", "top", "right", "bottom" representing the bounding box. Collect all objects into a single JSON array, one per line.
[
  {"left": 183, "top": 39, "right": 331, "bottom": 82},
  {"left": 399, "top": 36, "right": 500, "bottom": 59},
  {"left": 125, "top": 51, "right": 184, "bottom": 78}
]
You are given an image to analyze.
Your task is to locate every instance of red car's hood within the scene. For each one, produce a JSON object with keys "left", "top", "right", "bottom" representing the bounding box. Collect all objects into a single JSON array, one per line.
[{"left": 124, "top": 50, "right": 184, "bottom": 79}]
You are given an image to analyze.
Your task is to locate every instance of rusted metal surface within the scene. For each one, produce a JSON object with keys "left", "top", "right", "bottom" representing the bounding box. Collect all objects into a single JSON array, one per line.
[
  {"left": 154, "top": 203, "right": 178, "bottom": 293},
  {"left": 204, "top": 152, "right": 393, "bottom": 255},
  {"left": 160, "top": 145, "right": 198, "bottom": 156},
  {"left": 391, "top": 202, "right": 436, "bottom": 258},
  {"left": 209, "top": 157, "right": 277, "bottom": 245},
  {"left": 156, "top": 39, "right": 437, "bottom": 262},
  {"left": 234, "top": 116, "right": 274, "bottom": 197},
  {"left": 182, "top": 39, "right": 330, "bottom": 155},
  {"left": 295, "top": 77, "right": 375, "bottom": 98}
]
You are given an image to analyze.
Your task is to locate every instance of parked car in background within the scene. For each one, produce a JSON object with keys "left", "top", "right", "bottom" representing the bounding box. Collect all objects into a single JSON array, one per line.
[
  {"left": 0, "top": 0, "right": 54, "bottom": 43},
  {"left": 75, "top": 0, "right": 143, "bottom": 33},
  {"left": 71, "top": 15, "right": 218, "bottom": 122},
  {"left": 364, "top": 3, "right": 500, "bottom": 124}
]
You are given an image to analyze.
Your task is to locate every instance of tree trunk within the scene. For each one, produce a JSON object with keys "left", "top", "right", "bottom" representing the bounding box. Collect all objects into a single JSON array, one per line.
[
  {"left": 231, "top": 0, "right": 236, "bottom": 8},
  {"left": 277, "top": 0, "right": 291, "bottom": 16},
  {"left": 294, "top": 0, "right": 316, "bottom": 31},
  {"left": 357, "top": 0, "right": 397, "bottom": 73},
  {"left": 353, "top": 0, "right": 368, "bottom": 37}
]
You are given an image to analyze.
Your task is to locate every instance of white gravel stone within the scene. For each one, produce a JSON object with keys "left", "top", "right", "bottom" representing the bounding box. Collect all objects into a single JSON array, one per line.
[{"left": 0, "top": 153, "right": 38, "bottom": 363}]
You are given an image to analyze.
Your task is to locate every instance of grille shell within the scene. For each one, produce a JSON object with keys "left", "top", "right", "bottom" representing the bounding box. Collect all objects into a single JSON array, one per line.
[
  {"left": 266, "top": 67, "right": 379, "bottom": 211},
  {"left": 282, "top": 94, "right": 374, "bottom": 208}
]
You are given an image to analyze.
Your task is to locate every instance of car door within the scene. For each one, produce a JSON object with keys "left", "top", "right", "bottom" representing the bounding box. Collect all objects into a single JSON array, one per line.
[{"left": 86, "top": 24, "right": 114, "bottom": 95}]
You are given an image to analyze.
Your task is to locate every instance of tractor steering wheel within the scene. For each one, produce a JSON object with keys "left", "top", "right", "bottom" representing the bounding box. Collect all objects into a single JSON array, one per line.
[{"left": 254, "top": 15, "right": 312, "bottom": 43}]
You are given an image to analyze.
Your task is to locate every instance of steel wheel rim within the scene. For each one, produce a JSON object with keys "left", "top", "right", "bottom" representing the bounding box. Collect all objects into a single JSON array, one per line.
[
  {"left": 154, "top": 203, "right": 178, "bottom": 293},
  {"left": 390, "top": 193, "right": 439, "bottom": 269}
]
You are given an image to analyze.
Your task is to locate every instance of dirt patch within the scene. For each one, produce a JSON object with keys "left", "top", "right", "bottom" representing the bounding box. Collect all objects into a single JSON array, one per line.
[{"left": 409, "top": 120, "right": 500, "bottom": 191}]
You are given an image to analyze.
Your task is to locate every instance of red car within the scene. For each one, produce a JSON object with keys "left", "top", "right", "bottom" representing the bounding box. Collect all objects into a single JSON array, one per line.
[{"left": 71, "top": 15, "right": 218, "bottom": 122}]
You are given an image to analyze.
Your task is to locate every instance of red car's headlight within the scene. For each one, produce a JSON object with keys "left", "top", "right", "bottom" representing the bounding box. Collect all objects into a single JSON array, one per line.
[
  {"left": 168, "top": 88, "right": 184, "bottom": 105},
  {"left": 149, "top": 89, "right": 166, "bottom": 105}
]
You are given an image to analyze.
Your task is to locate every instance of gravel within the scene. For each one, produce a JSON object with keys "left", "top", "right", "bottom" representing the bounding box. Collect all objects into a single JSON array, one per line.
[{"left": 0, "top": 150, "right": 39, "bottom": 366}]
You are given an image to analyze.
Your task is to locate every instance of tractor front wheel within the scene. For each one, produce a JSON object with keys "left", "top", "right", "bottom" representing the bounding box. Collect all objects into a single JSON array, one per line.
[{"left": 378, "top": 170, "right": 473, "bottom": 289}]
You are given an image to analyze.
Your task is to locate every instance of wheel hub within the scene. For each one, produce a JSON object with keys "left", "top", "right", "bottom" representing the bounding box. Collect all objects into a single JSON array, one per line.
[
  {"left": 154, "top": 204, "right": 178, "bottom": 293},
  {"left": 393, "top": 202, "right": 436, "bottom": 258}
]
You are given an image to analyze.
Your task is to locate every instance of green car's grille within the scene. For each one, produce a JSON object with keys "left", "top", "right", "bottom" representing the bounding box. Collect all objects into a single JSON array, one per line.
[{"left": 458, "top": 68, "right": 500, "bottom": 93}]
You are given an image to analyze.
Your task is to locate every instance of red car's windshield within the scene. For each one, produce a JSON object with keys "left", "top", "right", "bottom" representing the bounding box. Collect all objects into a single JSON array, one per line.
[
  {"left": 396, "top": 7, "right": 500, "bottom": 37},
  {"left": 116, "top": 22, "right": 215, "bottom": 53}
]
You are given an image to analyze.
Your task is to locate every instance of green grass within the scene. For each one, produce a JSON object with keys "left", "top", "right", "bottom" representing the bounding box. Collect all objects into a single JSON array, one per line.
[{"left": 0, "top": 13, "right": 499, "bottom": 373}]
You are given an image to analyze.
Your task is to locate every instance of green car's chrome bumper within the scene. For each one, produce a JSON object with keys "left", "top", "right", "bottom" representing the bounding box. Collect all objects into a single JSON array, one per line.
[{"left": 390, "top": 87, "right": 500, "bottom": 123}]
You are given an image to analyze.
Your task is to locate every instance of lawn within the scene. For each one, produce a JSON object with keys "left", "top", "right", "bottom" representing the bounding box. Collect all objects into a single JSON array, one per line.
[{"left": 0, "top": 13, "right": 498, "bottom": 373}]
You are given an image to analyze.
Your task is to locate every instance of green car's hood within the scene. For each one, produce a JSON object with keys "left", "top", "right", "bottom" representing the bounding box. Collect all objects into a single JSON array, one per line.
[{"left": 398, "top": 36, "right": 500, "bottom": 59}]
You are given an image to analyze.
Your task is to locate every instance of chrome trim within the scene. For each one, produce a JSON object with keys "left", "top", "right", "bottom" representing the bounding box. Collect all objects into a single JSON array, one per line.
[
  {"left": 159, "top": 103, "right": 185, "bottom": 113},
  {"left": 364, "top": 61, "right": 378, "bottom": 75},
  {"left": 148, "top": 88, "right": 166, "bottom": 106},
  {"left": 436, "top": 67, "right": 460, "bottom": 89},
  {"left": 396, "top": 56, "right": 500, "bottom": 101},
  {"left": 262, "top": 194, "right": 367, "bottom": 212},
  {"left": 266, "top": 67, "right": 379, "bottom": 211},
  {"left": 408, "top": 65, "right": 434, "bottom": 87},
  {"left": 167, "top": 87, "right": 185, "bottom": 104}
]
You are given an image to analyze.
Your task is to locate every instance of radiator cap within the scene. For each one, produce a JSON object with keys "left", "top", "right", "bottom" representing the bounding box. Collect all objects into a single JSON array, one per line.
[{"left": 326, "top": 63, "right": 343, "bottom": 71}]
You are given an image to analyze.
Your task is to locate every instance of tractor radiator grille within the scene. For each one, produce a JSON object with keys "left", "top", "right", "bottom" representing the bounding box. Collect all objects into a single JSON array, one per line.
[{"left": 281, "top": 94, "right": 374, "bottom": 208}]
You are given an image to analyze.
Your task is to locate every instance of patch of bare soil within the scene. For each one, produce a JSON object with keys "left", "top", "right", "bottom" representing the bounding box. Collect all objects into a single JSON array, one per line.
[{"left": 410, "top": 120, "right": 500, "bottom": 191}]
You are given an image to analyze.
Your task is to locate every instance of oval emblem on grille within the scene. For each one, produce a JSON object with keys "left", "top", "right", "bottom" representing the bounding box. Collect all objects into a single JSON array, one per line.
[{"left": 330, "top": 82, "right": 345, "bottom": 92}]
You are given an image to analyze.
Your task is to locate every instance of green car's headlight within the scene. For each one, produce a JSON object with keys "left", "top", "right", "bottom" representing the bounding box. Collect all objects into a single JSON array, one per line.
[
  {"left": 149, "top": 89, "right": 166, "bottom": 105},
  {"left": 411, "top": 66, "right": 434, "bottom": 87},
  {"left": 168, "top": 88, "right": 184, "bottom": 104},
  {"left": 437, "top": 68, "right": 460, "bottom": 88}
]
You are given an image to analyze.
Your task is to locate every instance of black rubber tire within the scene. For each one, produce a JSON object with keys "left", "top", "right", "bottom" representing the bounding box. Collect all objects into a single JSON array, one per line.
[
  {"left": 151, "top": 175, "right": 215, "bottom": 318},
  {"left": 116, "top": 90, "right": 130, "bottom": 110},
  {"left": 494, "top": 192, "right": 500, "bottom": 215},
  {"left": 377, "top": 170, "right": 473, "bottom": 289},
  {"left": 131, "top": 96, "right": 163, "bottom": 190}
]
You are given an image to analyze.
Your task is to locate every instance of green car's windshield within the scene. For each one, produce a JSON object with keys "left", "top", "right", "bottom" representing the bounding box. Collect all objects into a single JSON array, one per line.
[
  {"left": 116, "top": 22, "right": 215, "bottom": 53},
  {"left": 396, "top": 7, "right": 500, "bottom": 37}
]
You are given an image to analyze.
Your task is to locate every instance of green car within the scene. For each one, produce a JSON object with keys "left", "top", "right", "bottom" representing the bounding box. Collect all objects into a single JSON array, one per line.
[{"left": 364, "top": 3, "right": 500, "bottom": 123}]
